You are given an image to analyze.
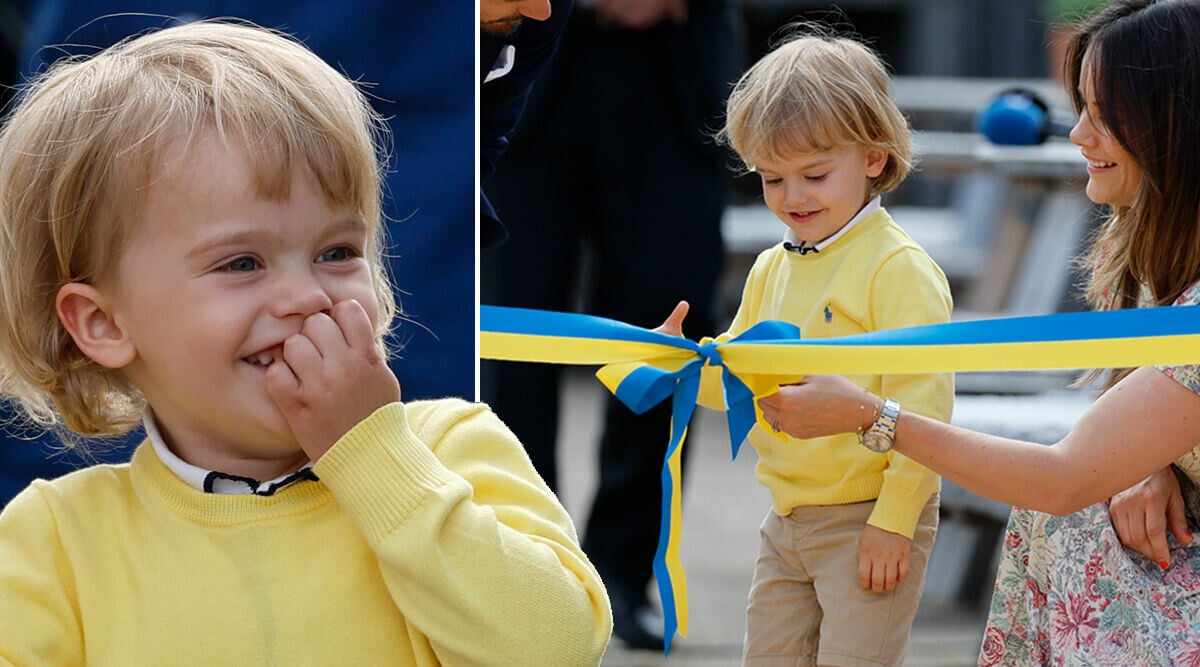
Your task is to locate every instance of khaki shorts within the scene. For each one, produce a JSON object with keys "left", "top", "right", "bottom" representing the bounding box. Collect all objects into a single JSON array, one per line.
[{"left": 743, "top": 495, "right": 939, "bottom": 667}]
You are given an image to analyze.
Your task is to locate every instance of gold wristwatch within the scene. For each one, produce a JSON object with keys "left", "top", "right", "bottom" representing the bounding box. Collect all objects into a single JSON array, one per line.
[{"left": 860, "top": 397, "right": 900, "bottom": 453}]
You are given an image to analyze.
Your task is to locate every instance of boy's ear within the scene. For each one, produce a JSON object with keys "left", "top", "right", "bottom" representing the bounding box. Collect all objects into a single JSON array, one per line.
[
  {"left": 56, "top": 283, "right": 136, "bottom": 369},
  {"left": 865, "top": 148, "right": 888, "bottom": 179}
]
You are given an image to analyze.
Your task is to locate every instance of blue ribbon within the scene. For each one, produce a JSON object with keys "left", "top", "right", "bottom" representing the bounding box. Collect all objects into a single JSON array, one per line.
[{"left": 479, "top": 302, "right": 1200, "bottom": 652}]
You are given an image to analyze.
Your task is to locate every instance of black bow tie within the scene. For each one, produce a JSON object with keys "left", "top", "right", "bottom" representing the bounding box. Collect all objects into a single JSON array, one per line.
[
  {"left": 783, "top": 241, "right": 820, "bottom": 255},
  {"left": 202, "top": 467, "right": 319, "bottom": 496}
]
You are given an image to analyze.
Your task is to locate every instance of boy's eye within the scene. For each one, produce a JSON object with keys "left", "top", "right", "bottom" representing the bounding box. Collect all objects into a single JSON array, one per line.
[
  {"left": 220, "top": 256, "right": 260, "bottom": 272},
  {"left": 762, "top": 177, "right": 783, "bottom": 186},
  {"left": 805, "top": 174, "right": 827, "bottom": 182},
  {"left": 317, "top": 245, "right": 359, "bottom": 263}
]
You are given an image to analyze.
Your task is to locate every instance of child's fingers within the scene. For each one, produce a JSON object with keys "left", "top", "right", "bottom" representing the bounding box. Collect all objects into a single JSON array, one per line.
[
  {"left": 299, "top": 312, "right": 343, "bottom": 357},
  {"left": 330, "top": 299, "right": 377, "bottom": 351},
  {"left": 872, "top": 563, "right": 889, "bottom": 593},
  {"left": 885, "top": 561, "right": 900, "bottom": 592},
  {"left": 653, "top": 300, "right": 689, "bottom": 337},
  {"left": 859, "top": 555, "right": 907, "bottom": 593},
  {"left": 864, "top": 561, "right": 896, "bottom": 593},
  {"left": 280, "top": 331, "right": 323, "bottom": 382},
  {"left": 264, "top": 354, "right": 300, "bottom": 402},
  {"left": 858, "top": 557, "right": 872, "bottom": 591}
]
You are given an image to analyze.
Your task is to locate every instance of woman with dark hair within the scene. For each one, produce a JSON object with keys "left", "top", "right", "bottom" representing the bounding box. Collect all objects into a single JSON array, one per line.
[{"left": 749, "top": 0, "right": 1200, "bottom": 662}]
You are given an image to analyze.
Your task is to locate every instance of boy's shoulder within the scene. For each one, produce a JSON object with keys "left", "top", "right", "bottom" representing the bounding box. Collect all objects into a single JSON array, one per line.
[
  {"left": 37, "top": 456, "right": 134, "bottom": 492},
  {"left": 5, "top": 456, "right": 137, "bottom": 521},
  {"left": 857, "top": 208, "right": 943, "bottom": 267},
  {"left": 401, "top": 398, "right": 505, "bottom": 442},
  {"left": 866, "top": 207, "right": 922, "bottom": 246}
]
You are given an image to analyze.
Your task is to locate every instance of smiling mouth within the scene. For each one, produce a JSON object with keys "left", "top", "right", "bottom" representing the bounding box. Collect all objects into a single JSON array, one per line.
[
  {"left": 1087, "top": 159, "right": 1116, "bottom": 168},
  {"left": 244, "top": 347, "right": 283, "bottom": 368}
]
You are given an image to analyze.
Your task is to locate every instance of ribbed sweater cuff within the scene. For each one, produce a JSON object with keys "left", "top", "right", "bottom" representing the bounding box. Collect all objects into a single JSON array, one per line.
[
  {"left": 868, "top": 481, "right": 939, "bottom": 539},
  {"left": 314, "top": 402, "right": 463, "bottom": 543}
]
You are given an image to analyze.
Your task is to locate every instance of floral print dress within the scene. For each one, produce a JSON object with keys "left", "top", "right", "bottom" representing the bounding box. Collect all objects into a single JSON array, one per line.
[{"left": 980, "top": 284, "right": 1200, "bottom": 666}]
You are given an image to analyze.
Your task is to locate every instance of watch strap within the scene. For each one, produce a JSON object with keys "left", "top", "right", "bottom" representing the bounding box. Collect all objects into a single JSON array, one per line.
[{"left": 860, "top": 397, "right": 900, "bottom": 453}]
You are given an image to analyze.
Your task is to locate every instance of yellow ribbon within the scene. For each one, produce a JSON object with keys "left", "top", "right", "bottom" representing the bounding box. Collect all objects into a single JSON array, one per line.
[{"left": 480, "top": 304, "right": 1200, "bottom": 651}]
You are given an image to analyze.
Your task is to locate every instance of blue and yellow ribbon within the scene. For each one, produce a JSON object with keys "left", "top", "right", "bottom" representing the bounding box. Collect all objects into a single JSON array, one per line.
[{"left": 480, "top": 304, "right": 1200, "bottom": 651}]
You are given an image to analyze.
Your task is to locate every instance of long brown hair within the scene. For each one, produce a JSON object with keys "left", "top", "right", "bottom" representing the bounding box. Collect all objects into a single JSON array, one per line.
[{"left": 1067, "top": 0, "right": 1200, "bottom": 387}]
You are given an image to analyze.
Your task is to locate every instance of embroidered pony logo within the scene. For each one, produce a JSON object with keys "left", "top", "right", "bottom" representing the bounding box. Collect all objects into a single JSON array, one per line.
[{"left": 824, "top": 305, "right": 833, "bottom": 323}]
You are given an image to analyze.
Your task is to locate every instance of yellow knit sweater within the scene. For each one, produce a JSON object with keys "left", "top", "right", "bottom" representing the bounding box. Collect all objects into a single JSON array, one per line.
[
  {"left": 0, "top": 399, "right": 611, "bottom": 666},
  {"left": 701, "top": 207, "right": 954, "bottom": 538}
]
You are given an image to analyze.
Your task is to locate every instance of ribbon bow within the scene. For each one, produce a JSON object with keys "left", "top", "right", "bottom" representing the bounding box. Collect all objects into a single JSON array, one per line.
[
  {"left": 479, "top": 303, "right": 1200, "bottom": 653},
  {"left": 587, "top": 320, "right": 796, "bottom": 646}
]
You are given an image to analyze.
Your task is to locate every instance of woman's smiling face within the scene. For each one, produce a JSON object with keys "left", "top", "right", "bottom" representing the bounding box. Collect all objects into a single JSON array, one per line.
[{"left": 1069, "top": 54, "right": 1143, "bottom": 208}]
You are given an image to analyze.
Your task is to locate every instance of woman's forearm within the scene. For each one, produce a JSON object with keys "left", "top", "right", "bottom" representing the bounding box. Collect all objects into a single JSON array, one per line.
[
  {"left": 892, "top": 367, "right": 1200, "bottom": 514},
  {"left": 890, "top": 413, "right": 1083, "bottom": 513}
]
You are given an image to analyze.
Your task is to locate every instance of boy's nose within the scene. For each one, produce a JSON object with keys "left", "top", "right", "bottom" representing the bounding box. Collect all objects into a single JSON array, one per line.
[
  {"left": 271, "top": 270, "right": 333, "bottom": 319},
  {"left": 783, "top": 182, "right": 809, "bottom": 206}
]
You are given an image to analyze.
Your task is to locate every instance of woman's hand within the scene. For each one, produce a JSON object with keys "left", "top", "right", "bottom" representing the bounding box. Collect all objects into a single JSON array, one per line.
[
  {"left": 757, "top": 375, "right": 878, "bottom": 439},
  {"left": 1110, "top": 466, "right": 1193, "bottom": 568}
]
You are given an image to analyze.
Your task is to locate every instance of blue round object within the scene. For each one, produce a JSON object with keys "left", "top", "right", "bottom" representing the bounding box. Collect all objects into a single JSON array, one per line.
[{"left": 976, "top": 92, "right": 1048, "bottom": 145}]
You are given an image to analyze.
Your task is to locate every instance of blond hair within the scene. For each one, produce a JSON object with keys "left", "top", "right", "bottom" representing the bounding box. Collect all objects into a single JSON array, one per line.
[
  {"left": 717, "top": 28, "right": 911, "bottom": 194},
  {"left": 0, "top": 20, "right": 394, "bottom": 439}
]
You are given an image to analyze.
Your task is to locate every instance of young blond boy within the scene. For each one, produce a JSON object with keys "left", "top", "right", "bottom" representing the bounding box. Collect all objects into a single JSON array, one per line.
[
  {"left": 0, "top": 21, "right": 610, "bottom": 665},
  {"left": 661, "top": 30, "right": 952, "bottom": 666}
]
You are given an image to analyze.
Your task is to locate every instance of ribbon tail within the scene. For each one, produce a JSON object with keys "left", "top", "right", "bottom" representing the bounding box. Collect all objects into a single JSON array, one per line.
[
  {"left": 653, "top": 372, "right": 698, "bottom": 655},
  {"left": 720, "top": 370, "right": 758, "bottom": 460}
]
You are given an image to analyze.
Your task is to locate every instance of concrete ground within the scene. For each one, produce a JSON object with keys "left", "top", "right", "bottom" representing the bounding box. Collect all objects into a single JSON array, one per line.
[{"left": 554, "top": 368, "right": 1092, "bottom": 667}]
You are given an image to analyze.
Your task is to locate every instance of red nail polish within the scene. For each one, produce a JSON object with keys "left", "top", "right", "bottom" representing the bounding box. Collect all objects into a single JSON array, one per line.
[{"left": 1160, "top": 560, "right": 1170, "bottom": 570}]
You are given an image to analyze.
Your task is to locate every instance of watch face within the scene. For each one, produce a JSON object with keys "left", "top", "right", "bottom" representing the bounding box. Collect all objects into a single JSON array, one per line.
[{"left": 862, "top": 432, "right": 891, "bottom": 453}]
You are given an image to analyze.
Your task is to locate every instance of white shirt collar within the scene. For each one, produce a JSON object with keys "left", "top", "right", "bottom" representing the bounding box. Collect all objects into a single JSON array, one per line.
[
  {"left": 783, "top": 195, "right": 881, "bottom": 254},
  {"left": 145, "top": 413, "right": 316, "bottom": 495},
  {"left": 485, "top": 44, "right": 516, "bottom": 83}
]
